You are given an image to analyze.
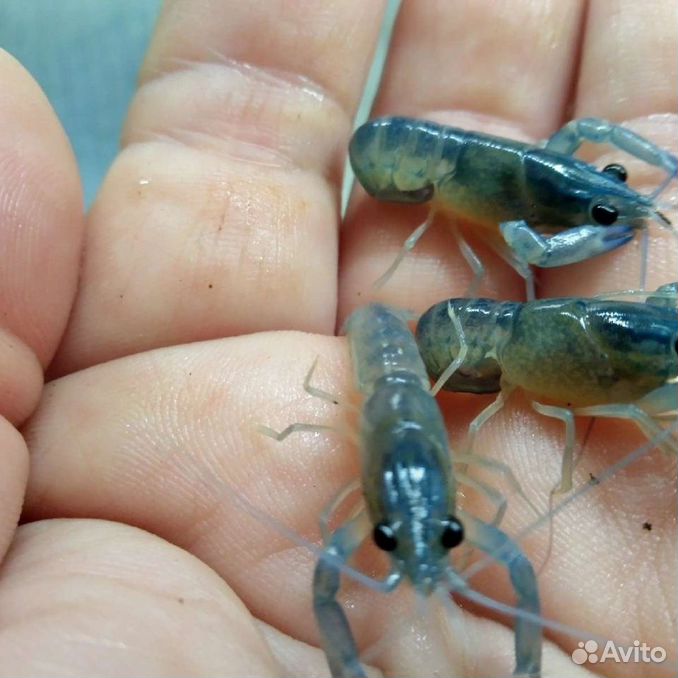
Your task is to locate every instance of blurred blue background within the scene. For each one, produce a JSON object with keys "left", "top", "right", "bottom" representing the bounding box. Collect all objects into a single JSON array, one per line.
[
  {"left": 0, "top": 1, "right": 399, "bottom": 208},
  {"left": 0, "top": 0, "right": 162, "bottom": 206}
]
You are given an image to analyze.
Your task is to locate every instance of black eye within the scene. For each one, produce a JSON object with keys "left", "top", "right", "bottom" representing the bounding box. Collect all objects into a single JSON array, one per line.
[
  {"left": 591, "top": 203, "right": 618, "bottom": 225},
  {"left": 373, "top": 523, "right": 398, "bottom": 551},
  {"left": 602, "top": 163, "right": 628, "bottom": 183},
  {"left": 440, "top": 516, "right": 464, "bottom": 549},
  {"left": 400, "top": 184, "right": 434, "bottom": 202}
]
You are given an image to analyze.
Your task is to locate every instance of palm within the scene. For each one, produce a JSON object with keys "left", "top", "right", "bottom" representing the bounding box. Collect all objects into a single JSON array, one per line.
[{"left": 0, "top": 2, "right": 675, "bottom": 676}]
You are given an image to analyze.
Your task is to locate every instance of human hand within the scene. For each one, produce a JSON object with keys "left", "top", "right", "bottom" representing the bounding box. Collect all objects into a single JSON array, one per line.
[{"left": 1, "top": 1, "right": 676, "bottom": 676}]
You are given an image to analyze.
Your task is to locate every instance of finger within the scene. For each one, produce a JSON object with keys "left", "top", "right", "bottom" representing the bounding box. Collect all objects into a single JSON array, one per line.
[
  {"left": 540, "top": 0, "right": 678, "bottom": 298},
  {"left": 339, "top": 0, "right": 586, "bottom": 322},
  {"left": 52, "top": 0, "right": 387, "bottom": 376},
  {"left": 0, "top": 50, "right": 83, "bottom": 421},
  {"left": 0, "top": 49, "right": 81, "bottom": 566},
  {"left": 23, "top": 335, "right": 672, "bottom": 668},
  {"left": 0, "top": 519, "right": 284, "bottom": 676},
  {"left": 26, "top": 333, "right": 352, "bottom": 649},
  {"left": 575, "top": 1, "right": 677, "bottom": 121},
  {"left": 373, "top": 0, "right": 584, "bottom": 133},
  {"left": 0, "top": 418, "right": 28, "bottom": 564}
]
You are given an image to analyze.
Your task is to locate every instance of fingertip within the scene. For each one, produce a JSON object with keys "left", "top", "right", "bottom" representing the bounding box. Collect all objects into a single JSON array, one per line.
[{"left": 0, "top": 48, "right": 84, "bottom": 366}]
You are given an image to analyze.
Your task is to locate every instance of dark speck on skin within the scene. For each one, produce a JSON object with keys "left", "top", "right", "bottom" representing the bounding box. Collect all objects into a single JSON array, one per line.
[
  {"left": 208, "top": 283, "right": 213, "bottom": 289},
  {"left": 177, "top": 597, "right": 185, "bottom": 604},
  {"left": 642, "top": 522, "right": 652, "bottom": 531},
  {"left": 589, "top": 473, "right": 600, "bottom": 485}
]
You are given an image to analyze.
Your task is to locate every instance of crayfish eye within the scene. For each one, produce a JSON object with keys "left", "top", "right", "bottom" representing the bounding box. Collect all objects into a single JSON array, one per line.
[
  {"left": 399, "top": 184, "right": 434, "bottom": 202},
  {"left": 373, "top": 523, "right": 398, "bottom": 551},
  {"left": 440, "top": 516, "right": 464, "bottom": 549},
  {"left": 591, "top": 203, "right": 619, "bottom": 225},
  {"left": 602, "top": 163, "right": 628, "bottom": 183}
]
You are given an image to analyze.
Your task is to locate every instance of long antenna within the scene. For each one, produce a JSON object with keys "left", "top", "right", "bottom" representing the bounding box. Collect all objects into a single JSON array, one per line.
[{"left": 340, "top": 0, "right": 401, "bottom": 218}]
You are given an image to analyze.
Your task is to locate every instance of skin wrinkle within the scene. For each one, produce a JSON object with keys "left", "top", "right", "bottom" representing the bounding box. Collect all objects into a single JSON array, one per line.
[
  {"left": 125, "top": 58, "right": 350, "bottom": 181},
  {"left": 132, "top": 129, "right": 300, "bottom": 172},
  {"left": 140, "top": 1, "right": 386, "bottom": 113}
]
